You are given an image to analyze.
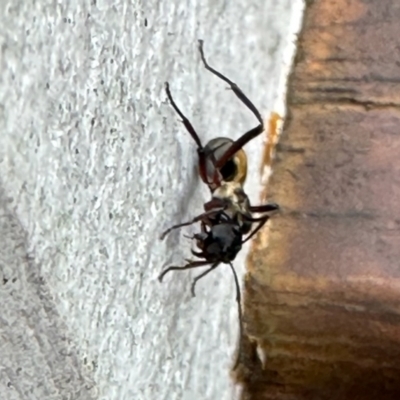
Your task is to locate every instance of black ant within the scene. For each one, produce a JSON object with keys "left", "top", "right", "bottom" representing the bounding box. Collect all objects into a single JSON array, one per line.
[{"left": 159, "top": 39, "right": 279, "bottom": 368}]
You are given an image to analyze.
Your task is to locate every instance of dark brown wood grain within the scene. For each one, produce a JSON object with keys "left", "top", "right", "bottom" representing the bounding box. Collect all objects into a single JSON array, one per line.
[{"left": 238, "top": 1, "right": 400, "bottom": 399}]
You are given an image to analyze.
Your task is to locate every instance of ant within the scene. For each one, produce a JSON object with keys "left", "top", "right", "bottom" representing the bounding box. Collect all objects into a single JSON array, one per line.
[{"left": 159, "top": 39, "right": 279, "bottom": 368}]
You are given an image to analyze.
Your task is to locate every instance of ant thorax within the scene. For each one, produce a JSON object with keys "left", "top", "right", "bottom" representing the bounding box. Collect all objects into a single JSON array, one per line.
[{"left": 212, "top": 181, "right": 251, "bottom": 223}]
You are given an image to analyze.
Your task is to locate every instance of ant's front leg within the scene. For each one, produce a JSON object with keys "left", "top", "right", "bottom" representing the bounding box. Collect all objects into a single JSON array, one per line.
[
  {"left": 158, "top": 260, "right": 211, "bottom": 282},
  {"left": 190, "top": 262, "right": 220, "bottom": 296}
]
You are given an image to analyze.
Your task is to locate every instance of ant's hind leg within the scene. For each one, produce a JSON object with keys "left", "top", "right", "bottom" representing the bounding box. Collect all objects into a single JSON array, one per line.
[
  {"left": 158, "top": 260, "right": 211, "bottom": 282},
  {"left": 190, "top": 262, "right": 219, "bottom": 296}
]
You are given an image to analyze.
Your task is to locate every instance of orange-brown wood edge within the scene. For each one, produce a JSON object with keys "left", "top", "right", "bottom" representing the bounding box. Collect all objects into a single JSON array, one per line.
[{"left": 235, "top": 1, "right": 400, "bottom": 399}]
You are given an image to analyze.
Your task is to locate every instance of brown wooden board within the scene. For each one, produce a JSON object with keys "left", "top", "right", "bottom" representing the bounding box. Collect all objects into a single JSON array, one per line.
[{"left": 237, "top": 1, "right": 400, "bottom": 399}]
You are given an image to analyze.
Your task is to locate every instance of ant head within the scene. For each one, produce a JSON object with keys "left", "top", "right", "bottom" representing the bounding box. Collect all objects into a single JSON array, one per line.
[{"left": 203, "top": 137, "right": 247, "bottom": 185}]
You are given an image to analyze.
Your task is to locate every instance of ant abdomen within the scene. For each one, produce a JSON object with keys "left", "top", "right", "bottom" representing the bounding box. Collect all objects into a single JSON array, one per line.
[{"left": 203, "top": 137, "right": 247, "bottom": 185}]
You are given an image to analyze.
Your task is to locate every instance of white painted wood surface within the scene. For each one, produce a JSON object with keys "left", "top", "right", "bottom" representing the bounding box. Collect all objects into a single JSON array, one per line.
[{"left": 0, "top": 1, "right": 303, "bottom": 399}]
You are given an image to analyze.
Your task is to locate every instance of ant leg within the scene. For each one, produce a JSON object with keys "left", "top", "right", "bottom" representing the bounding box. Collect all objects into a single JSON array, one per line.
[
  {"left": 190, "top": 262, "right": 220, "bottom": 296},
  {"left": 228, "top": 262, "right": 243, "bottom": 370},
  {"left": 191, "top": 249, "right": 205, "bottom": 258},
  {"left": 158, "top": 260, "right": 211, "bottom": 282},
  {"left": 250, "top": 202, "right": 279, "bottom": 213},
  {"left": 183, "top": 220, "right": 209, "bottom": 240},
  {"left": 198, "top": 40, "right": 265, "bottom": 170},
  {"left": 240, "top": 203, "right": 279, "bottom": 244},
  {"left": 241, "top": 214, "right": 270, "bottom": 244},
  {"left": 160, "top": 207, "right": 225, "bottom": 240},
  {"left": 204, "top": 197, "right": 227, "bottom": 212},
  {"left": 240, "top": 203, "right": 279, "bottom": 245}
]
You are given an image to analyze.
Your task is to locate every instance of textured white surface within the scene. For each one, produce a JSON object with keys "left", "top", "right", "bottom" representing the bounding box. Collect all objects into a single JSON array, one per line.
[{"left": 0, "top": 1, "right": 303, "bottom": 399}]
